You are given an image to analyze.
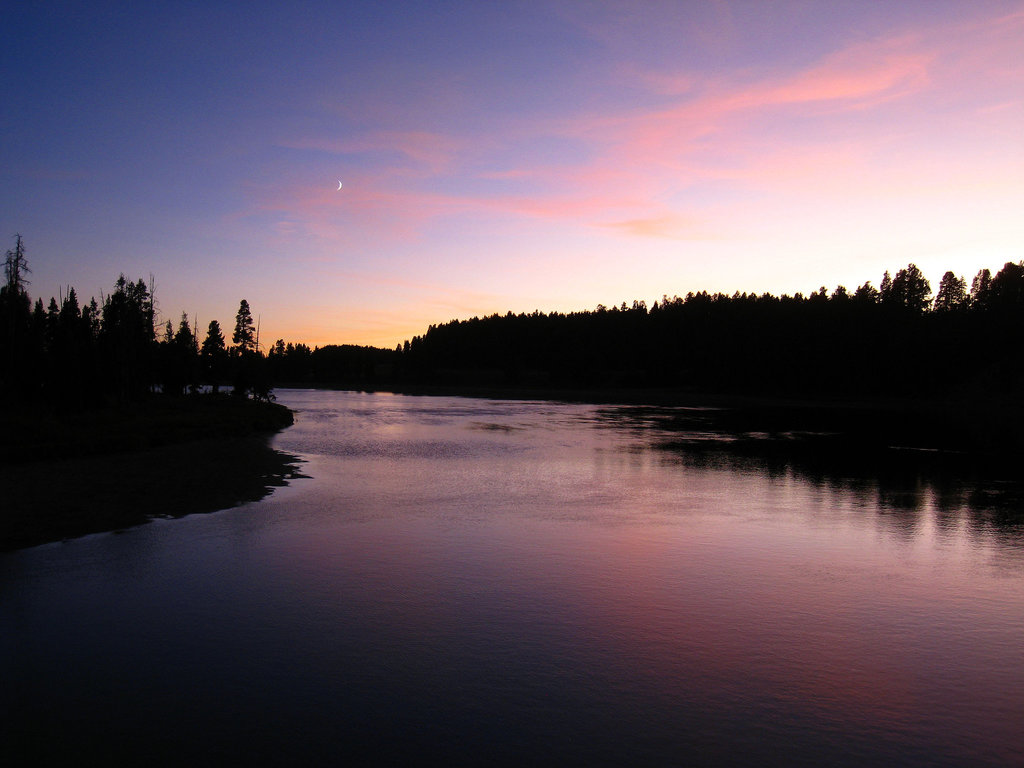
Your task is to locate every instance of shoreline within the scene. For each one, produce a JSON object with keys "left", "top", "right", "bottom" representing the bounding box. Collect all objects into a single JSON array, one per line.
[
  {"left": 1, "top": 396, "right": 301, "bottom": 551},
  {"left": 6, "top": 386, "right": 1020, "bottom": 551},
  {"left": 1, "top": 395, "right": 295, "bottom": 465}
]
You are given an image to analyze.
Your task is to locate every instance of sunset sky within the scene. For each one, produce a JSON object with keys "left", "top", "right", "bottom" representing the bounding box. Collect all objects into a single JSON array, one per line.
[{"left": 3, "top": 1, "right": 1022, "bottom": 349}]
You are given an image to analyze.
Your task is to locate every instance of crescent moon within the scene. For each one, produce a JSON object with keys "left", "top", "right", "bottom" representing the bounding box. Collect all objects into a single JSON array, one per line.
[{"left": 337, "top": 180, "right": 343, "bottom": 190}]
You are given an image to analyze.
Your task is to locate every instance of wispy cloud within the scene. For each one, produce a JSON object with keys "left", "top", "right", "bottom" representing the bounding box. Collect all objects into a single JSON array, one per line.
[
  {"left": 733, "top": 41, "right": 931, "bottom": 109},
  {"left": 248, "top": 4, "right": 1022, "bottom": 252},
  {"left": 602, "top": 214, "right": 710, "bottom": 240}
]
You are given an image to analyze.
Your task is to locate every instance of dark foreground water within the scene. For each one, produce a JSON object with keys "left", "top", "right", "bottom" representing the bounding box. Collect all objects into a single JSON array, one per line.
[{"left": 3, "top": 390, "right": 1023, "bottom": 766}]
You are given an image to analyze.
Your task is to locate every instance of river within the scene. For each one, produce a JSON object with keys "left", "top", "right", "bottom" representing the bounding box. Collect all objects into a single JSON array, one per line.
[{"left": 2, "top": 389, "right": 1023, "bottom": 766}]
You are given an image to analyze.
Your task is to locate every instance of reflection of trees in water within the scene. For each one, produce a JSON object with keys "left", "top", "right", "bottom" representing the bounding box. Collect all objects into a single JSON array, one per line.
[
  {"left": 1, "top": 436, "right": 306, "bottom": 551},
  {"left": 698, "top": 444, "right": 1021, "bottom": 542},
  {"left": 594, "top": 405, "right": 1024, "bottom": 541}
]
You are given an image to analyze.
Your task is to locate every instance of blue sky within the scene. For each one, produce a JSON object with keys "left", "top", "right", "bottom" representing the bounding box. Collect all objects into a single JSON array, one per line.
[{"left": 3, "top": 1, "right": 1022, "bottom": 347}]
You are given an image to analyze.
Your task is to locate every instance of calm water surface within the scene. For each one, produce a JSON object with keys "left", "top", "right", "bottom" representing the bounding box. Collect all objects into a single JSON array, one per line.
[{"left": 3, "top": 389, "right": 1023, "bottom": 766}]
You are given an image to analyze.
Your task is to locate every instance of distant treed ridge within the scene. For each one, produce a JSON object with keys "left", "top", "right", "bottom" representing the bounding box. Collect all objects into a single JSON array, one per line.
[{"left": 390, "top": 262, "right": 1024, "bottom": 398}]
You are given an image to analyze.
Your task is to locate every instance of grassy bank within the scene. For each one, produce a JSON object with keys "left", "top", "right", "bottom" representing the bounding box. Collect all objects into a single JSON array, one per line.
[{"left": 0, "top": 396, "right": 302, "bottom": 551}]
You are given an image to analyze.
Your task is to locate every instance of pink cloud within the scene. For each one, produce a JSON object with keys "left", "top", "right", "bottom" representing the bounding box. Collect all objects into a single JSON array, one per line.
[
  {"left": 542, "top": 10, "right": 1021, "bottom": 217},
  {"left": 602, "top": 214, "right": 709, "bottom": 240},
  {"left": 577, "top": 36, "right": 937, "bottom": 172},
  {"left": 731, "top": 37, "right": 932, "bottom": 110},
  {"left": 252, "top": 6, "right": 1022, "bottom": 248}
]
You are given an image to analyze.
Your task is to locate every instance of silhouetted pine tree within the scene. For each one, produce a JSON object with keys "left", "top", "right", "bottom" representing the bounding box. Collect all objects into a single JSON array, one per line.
[
  {"left": 933, "top": 272, "right": 968, "bottom": 312},
  {"left": 201, "top": 320, "right": 228, "bottom": 394},
  {"left": 0, "top": 235, "right": 33, "bottom": 397},
  {"left": 232, "top": 299, "right": 255, "bottom": 353},
  {"left": 99, "top": 275, "right": 156, "bottom": 401}
]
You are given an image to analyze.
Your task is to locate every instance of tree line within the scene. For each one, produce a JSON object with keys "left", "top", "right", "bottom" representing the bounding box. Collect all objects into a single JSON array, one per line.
[
  {"left": 392, "top": 261, "right": 1024, "bottom": 399},
  {"left": 0, "top": 235, "right": 274, "bottom": 407},
  {"left": 232, "top": 258, "right": 1024, "bottom": 402},
  {"left": 5, "top": 233, "right": 1022, "bottom": 404}
]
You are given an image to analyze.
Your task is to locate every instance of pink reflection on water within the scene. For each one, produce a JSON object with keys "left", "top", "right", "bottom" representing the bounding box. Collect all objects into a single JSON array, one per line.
[{"left": 266, "top": 391, "right": 1024, "bottom": 763}]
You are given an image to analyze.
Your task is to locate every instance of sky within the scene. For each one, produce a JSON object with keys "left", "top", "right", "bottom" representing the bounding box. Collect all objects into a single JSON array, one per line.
[{"left": 3, "top": 1, "right": 1022, "bottom": 349}]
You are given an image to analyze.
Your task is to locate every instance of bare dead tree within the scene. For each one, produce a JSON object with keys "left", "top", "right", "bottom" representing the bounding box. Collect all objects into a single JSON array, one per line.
[{"left": 4, "top": 234, "right": 30, "bottom": 293}]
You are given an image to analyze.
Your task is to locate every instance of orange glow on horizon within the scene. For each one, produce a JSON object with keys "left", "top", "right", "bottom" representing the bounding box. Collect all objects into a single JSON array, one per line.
[{"left": 6, "top": 2, "right": 1021, "bottom": 350}]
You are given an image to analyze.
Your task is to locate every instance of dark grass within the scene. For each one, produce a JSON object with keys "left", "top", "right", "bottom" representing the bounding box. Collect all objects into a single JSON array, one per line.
[{"left": 0, "top": 396, "right": 303, "bottom": 551}]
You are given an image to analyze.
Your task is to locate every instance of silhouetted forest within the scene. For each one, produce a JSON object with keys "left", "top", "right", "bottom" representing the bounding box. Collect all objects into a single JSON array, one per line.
[
  {"left": 387, "top": 261, "right": 1024, "bottom": 400},
  {"left": 0, "top": 236, "right": 304, "bottom": 547},
  {"left": 0, "top": 235, "right": 278, "bottom": 408},
  {"left": 5, "top": 234, "right": 1023, "bottom": 410}
]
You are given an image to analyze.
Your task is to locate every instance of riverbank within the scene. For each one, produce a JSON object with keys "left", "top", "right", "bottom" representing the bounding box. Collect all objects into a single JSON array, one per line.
[
  {"left": 0, "top": 396, "right": 302, "bottom": 551},
  {"left": 0, "top": 395, "right": 295, "bottom": 464}
]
